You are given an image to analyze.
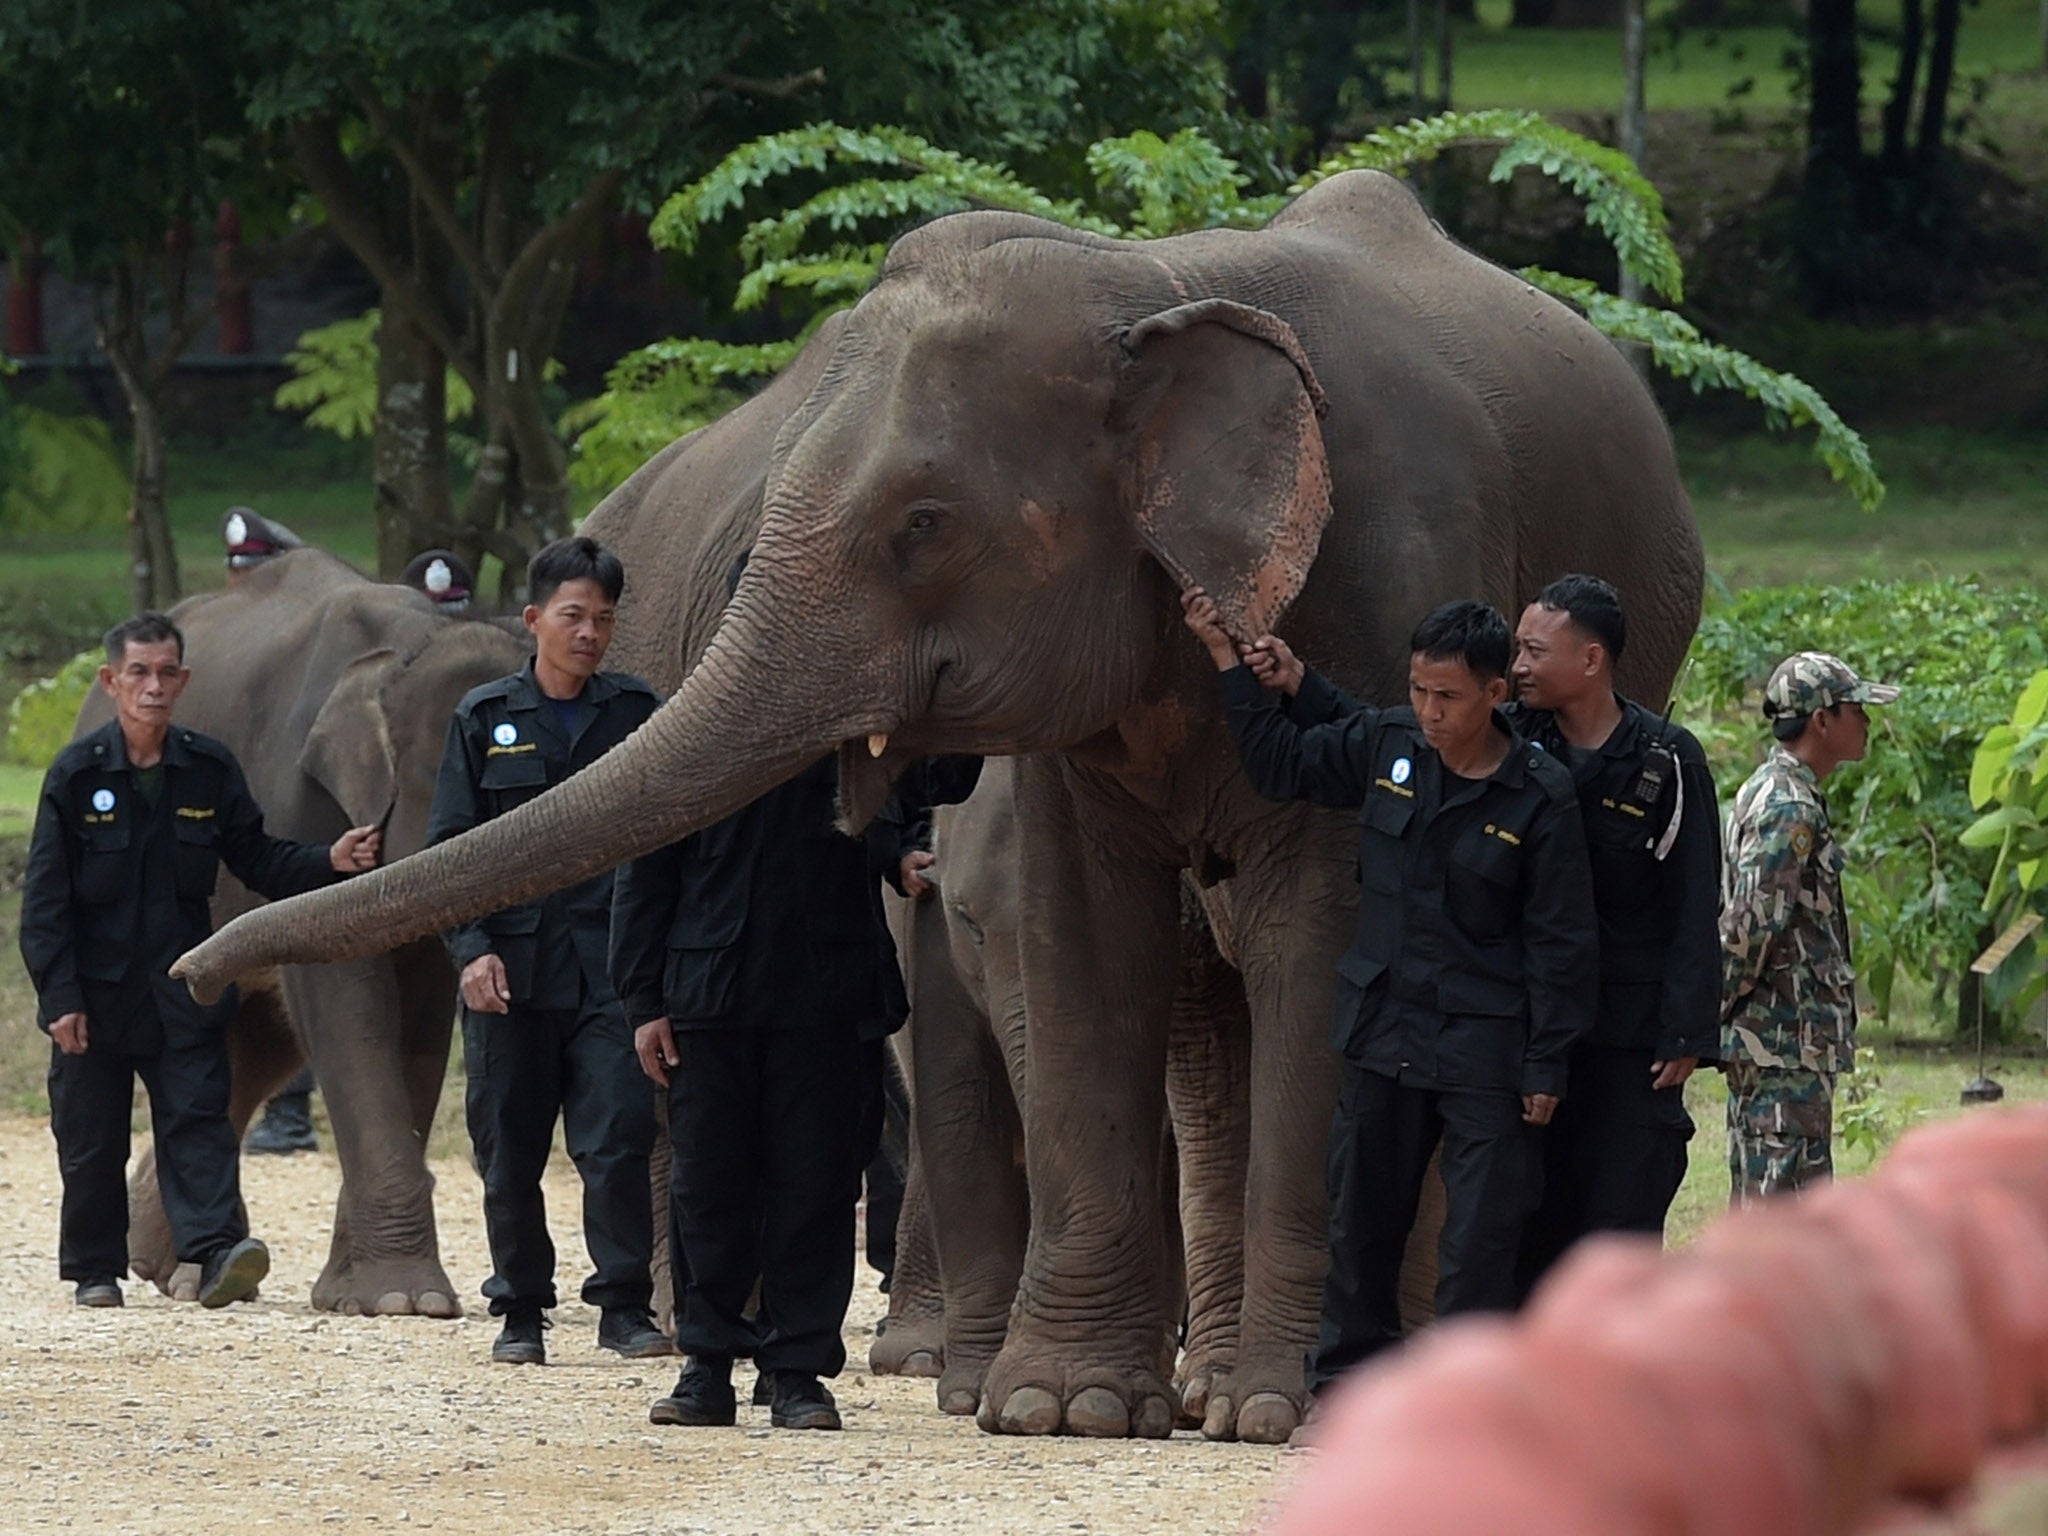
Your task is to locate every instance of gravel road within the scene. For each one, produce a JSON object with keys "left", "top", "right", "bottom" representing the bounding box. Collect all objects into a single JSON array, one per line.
[{"left": 0, "top": 1115, "right": 1295, "bottom": 1535}]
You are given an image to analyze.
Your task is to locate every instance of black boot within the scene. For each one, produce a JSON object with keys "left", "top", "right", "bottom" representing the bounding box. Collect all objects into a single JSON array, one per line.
[
  {"left": 245, "top": 1091, "right": 317, "bottom": 1154},
  {"left": 198, "top": 1238, "right": 270, "bottom": 1309},
  {"left": 598, "top": 1306, "right": 674, "bottom": 1359},
  {"left": 491, "top": 1309, "right": 549, "bottom": 1365},
  {"left": 769, "top": 1372, "right": 842, "bottom": 1431},
  {"left": 651, "top": 1355, "right": 737, "bottom": 1427},
  {"left": 74, "top": 1278, "right": 123, "bottom": 1308}
]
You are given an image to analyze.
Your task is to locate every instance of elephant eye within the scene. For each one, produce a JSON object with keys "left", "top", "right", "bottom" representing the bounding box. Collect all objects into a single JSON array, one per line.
[{"left": 905, "top": 507, "right": 941, "bottom": 535}]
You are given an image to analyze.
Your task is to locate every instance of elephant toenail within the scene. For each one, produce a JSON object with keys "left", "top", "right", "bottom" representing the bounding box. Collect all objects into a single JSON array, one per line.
[
  {"left": 997, "top": 1386, "right": 1064, "bottom": 1435},
  {"left": 1236, "top": 1392, "right": 1301, "bottom": 1445},
  {"left": 1132, "top": 1396, "right": 1176, "bottom": 1439},
  {"left": 1065, "top": 1386, "right": 1130, "bottom": 1437}
]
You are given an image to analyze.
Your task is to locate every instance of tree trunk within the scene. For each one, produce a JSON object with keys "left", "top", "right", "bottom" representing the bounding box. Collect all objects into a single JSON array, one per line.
[
  {"left": 1807, "top": 0, "right": 1865, "bottom": 184},
  {"left": 1619, "top": 0, "right": 1651, "bottom": 377},
  {"left": 372, "top": 293, "right": 452, "bottom": 579},
  {"left": 1879, "top": 0, "right": 1924, "bottom": 175},
  {"left": 1915, "top": 0, "right": 1963, "bottom": 175},
  {"left": 1437, "top": 0, "right": 1454, "bottom": 107},
  {"left": 1408, "top": 0, "right": 1426, "bottom": 112},
  {"left": 101, "top": 265, "right": 180, "bottom": 612}
]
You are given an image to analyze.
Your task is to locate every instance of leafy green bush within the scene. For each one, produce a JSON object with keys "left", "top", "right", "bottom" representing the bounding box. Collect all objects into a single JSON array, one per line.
[
  {"left": 2, "top": 651, "right": 98, "bottom": 770},
  {"left": 0, "top": 403, "right": 128, "bottom": 532},
  {"left": 1681, "top": 578, "right": 2048, "bottom": 1031},
  {"left": 1961, "top": 668, "right": 2048, "bottom": 1020}
]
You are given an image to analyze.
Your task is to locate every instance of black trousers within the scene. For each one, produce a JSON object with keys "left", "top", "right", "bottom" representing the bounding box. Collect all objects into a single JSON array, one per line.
[
  {"left": 666, "top": 1025, "right": 869, "bottom": 1377},
  {"left": 1515, "top": 1043, "right": 1693, "bottom": 1299},
  {"left": 861, "top": 1048, "right": 904, "bottom": 1286},
  {"left": 1310, "top": 1064, "right": 1539, "bottom": 1392},
  {"left": 48, "top": 1016, "right": 245, "bottom": 1280},
  {"left": 462, "top": 991, "right": 655, "bottom": 1316}
]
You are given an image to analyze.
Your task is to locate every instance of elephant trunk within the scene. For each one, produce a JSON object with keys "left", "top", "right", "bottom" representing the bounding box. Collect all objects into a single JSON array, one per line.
[{"left": 173, "top": 597, "right": 896, "bottom": 1003}]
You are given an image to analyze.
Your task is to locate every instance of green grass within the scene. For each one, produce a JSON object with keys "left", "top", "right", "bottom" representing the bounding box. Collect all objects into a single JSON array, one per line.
[
  {"left": 1446, "top": 0, "right": 2047, "bottom": 119},
  {"left": 1667, "top": 1042, "right": 2048, "bottom": 1244}
]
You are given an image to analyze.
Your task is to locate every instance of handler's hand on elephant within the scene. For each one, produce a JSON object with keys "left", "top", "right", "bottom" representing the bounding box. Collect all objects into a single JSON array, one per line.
[
  {"left": 901, "top": 849, "right": 938, "bottom": 900},
  {"left": 330, "top": 825, "right": 383, "bottom": 873},
  {"left": 1522, "top": 1092, "right": 1559, "bottom": 1126},
  {"left": 1241, "top": 635, "right": 1304, "bottom": 696},
  {"left": 1650, "top": 1056, "right": 1698, "bottom": 1091},
  {"left": 635, "top": 1017, "right": 680, "bottom": 1087},
  {"left": 460, "top": 954, "right": 512, "bottom": 1014},
  {"left": 1179, "top": 588, "right": 1239, "bottom": 671},
  {"left": 50, "top": 1012, "right": 88, "bottom": 1055}
]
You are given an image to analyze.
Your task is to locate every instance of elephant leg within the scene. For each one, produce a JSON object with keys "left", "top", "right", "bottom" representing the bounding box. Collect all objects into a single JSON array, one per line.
[
  {"left": 871, "top": 1028, "right": 946, "bottom": 1380},
  {"left": 979, "top": 756, "right": 1180, "bottom": 1440},
  {"left": 905, "top": 896, "right": 1028, "bottom": 1415},
  {"left": 1167, "top": 898, "right": 1252, "bottom": 1430},
  {"left": 132, "top": 983, "right": 299, "bottom": 1301},
  {"left": 290, "top": 954, "right": 459, "bottom": 1318},
  {"left": 1199, "top": 821, "right": 1357, "bottom": 1445}
]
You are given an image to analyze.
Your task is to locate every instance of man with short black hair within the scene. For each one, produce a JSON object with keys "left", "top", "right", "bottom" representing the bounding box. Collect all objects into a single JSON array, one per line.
[
  {"left": 1185, "top": 589, "right": 1597, "bottom": 1388},
  {"left": 1720, "top": 651, "right": 1898, "bottom": 1204},
  {"left": 427, "top": 535, "right": 668, "bottom": 1364},
  {"left": 20, "top": 613, "right": 381, "bottom": 1308},
  {"left": 1506, "top": 574, "right": 1720, "bottom": 1288}
]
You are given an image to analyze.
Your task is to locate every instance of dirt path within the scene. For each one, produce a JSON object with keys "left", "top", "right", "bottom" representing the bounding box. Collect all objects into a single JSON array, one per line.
[{"left": 0, "top": 1116, "right": 1294, "bottom": 1535}]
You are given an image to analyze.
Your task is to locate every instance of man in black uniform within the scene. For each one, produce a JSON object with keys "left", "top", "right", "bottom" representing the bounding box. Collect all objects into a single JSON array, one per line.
[
  {"left": 1182, "top": 589, "right": 1596, "bottom": 1390},
  {"left": 20, "top": 613, "right": 381, "bottom": 1308},
  {"left": 426, "top": 536, "right": 669, "bottom": 1366},
  {"left": 1506, "top": 574, "right": 1719, "bottom": 1289}
]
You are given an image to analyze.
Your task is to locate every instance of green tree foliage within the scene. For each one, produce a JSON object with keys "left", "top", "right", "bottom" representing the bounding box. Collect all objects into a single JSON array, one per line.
[
  {"left": 571, "top": 111, "right": 1879, "bottom": 509},
  {"left": 0, "top": 405, "right": 129, "bottom": 533},
  {"left": 274, "top": 311, "right": 477, "bottom": 441},
  {"left": 2, "top": 651, "right": 98, "bottom": 770},
  {"left": 0, "top": 0, "right": 288, "bottom": 609},
  {"left": 1683, "top": 578, "right": 2048, "bottom": 1032}
]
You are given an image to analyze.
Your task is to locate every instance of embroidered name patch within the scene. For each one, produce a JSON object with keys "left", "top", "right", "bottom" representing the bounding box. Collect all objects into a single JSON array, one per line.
[
  {"left": 175, "top": 806, "right": 216, "bottom": 820},
  {"left": 1483, "top": 823, "right": 1522, "bottom": 847}
]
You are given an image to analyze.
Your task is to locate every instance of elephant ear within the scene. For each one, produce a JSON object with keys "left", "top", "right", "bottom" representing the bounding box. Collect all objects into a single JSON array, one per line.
[
  {"left": 299, "top": 650, "right": 401, "bottom": 830},
  {"left": 1115, "top": 298, "right": 1333, "bottom": 641}
]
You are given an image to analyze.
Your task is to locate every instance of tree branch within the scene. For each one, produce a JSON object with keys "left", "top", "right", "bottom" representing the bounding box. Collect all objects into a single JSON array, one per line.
[
  {"left": 493, "top": 167, "right": 623, "bottom": 331},
  {"left": 290, "top": 117, "right": 485, "bottom": 398},
  {"left": 352, "top": 83, "right": 494, "bottom": 292},
  {"left": 710, "top": 67, "right": 827, "bottom": 99}
]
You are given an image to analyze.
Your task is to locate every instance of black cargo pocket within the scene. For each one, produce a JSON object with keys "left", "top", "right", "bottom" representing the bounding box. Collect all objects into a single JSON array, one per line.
[
  {"left": 663, "top": 943, "right": 741, "bottom": 1022},
  {"left": 1435, "top": 969, "right": 1526, "bottom": 1088},
  {"left": 173, "top": 816, "right": 221, "bottom": 900},
  {"left": 1356, "top": 793, "right": 1413, "bottom": 894},
  {"left": 76, "top": 823, "right": 131, "bottom": 905},
  {"left": 479, "top": 751, "right": 549, "bottom": 812},
  {"left": 1327, "top": 949, "right": 1389, "bottom": 1054}
]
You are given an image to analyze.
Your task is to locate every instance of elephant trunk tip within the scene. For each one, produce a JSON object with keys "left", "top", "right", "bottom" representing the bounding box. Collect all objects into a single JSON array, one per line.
[{"left": 168, "top": 948, "right": 229, "bottom": 1006}]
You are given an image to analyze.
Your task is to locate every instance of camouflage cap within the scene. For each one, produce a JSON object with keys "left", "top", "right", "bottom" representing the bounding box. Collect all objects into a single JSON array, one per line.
[{"left": 1762, "top": 651, "right": 1901, "bottom": 719}]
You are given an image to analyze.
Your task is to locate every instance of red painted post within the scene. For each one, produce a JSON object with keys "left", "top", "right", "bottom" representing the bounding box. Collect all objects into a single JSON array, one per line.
[
  {"left": 6, "top": 233, "right": 46, "bottom": 356},
  {"left": 215, "top": 200, "right": 251, "bottom": 355}
]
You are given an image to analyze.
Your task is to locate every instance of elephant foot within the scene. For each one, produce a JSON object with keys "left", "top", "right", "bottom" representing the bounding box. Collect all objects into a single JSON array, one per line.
[
  {"left": 1197, "top": 1361, "right": 1311, "bottom": 1445},
  {"left": 936, "top": 1355, "right": 994, "bottom": 1417},
  {"left": 157, "top": 1261, "right": 202, "bottom": 1303},
  {"left": 869, "top": 1313, "right": 946, "bottom": 1377},
  {"left": 1174, "top": 1354, "right": 1235, "bottom": 1431},
  {"left": 975, "top": 1343, "right": 1178, "bottom": 1439},
  {"left": 312, "top": 1256, "right": 462, "bottom": 1319}
]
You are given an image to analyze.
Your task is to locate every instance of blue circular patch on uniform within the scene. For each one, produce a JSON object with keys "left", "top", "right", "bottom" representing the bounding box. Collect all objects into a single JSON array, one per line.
[
  {"left": 91, "top": 788, "right": 115, "bottom": 812},
  {"left": 492, "top": 723, "right": 518, "bottom": 747},
  {"left": 1391, "top": 757, "right": 1412, "bottom": 785}
]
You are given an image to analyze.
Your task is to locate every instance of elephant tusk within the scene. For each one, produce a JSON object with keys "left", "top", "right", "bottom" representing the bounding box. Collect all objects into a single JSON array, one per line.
[{"left": 867, "top": 733, "right": 890, "bottom": 758}]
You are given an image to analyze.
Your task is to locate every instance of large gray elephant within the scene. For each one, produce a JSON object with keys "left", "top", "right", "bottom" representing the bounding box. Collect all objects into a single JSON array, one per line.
[
  {"left": 83, "top": 549, "right": 529, "bottom": 1313},
  {"left": 176, "top": 169, "right": 1702, "bottom": 1440},
  {"left": 870, "top": 759, "right": 1255, "bottom": 1428}
]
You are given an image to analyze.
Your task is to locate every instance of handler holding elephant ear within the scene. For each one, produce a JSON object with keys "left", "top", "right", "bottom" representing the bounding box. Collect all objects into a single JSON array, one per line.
[
  {"left": 20, "top": 612, "right": 381, "bottom": 1310},
  {"left": 1185, "top": 588, "right": 1598, "bottom": 1394},
  {"left": 425, "top": 536, "right": 671, "bottom": 1367}
]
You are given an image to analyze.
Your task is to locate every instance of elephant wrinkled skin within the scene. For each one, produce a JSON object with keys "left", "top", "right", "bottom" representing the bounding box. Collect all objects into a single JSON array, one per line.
[
  {"left": 177, "top": 170, "right": 1702, "bottom": 1438},
  {"left": 85, "top": 550, "right": 529, "bottom": 1314}
]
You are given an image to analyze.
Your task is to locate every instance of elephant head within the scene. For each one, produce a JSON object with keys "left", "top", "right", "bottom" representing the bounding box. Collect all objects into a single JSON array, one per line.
[{"left": 176, "top": 210, "right": 1335, "bottom": 997}]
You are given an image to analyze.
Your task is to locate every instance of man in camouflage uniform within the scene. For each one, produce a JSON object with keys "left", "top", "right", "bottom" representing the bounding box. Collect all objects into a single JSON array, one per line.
[{"left": 1720, "top": 651, "right": 1899, "bottom": 1204}]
